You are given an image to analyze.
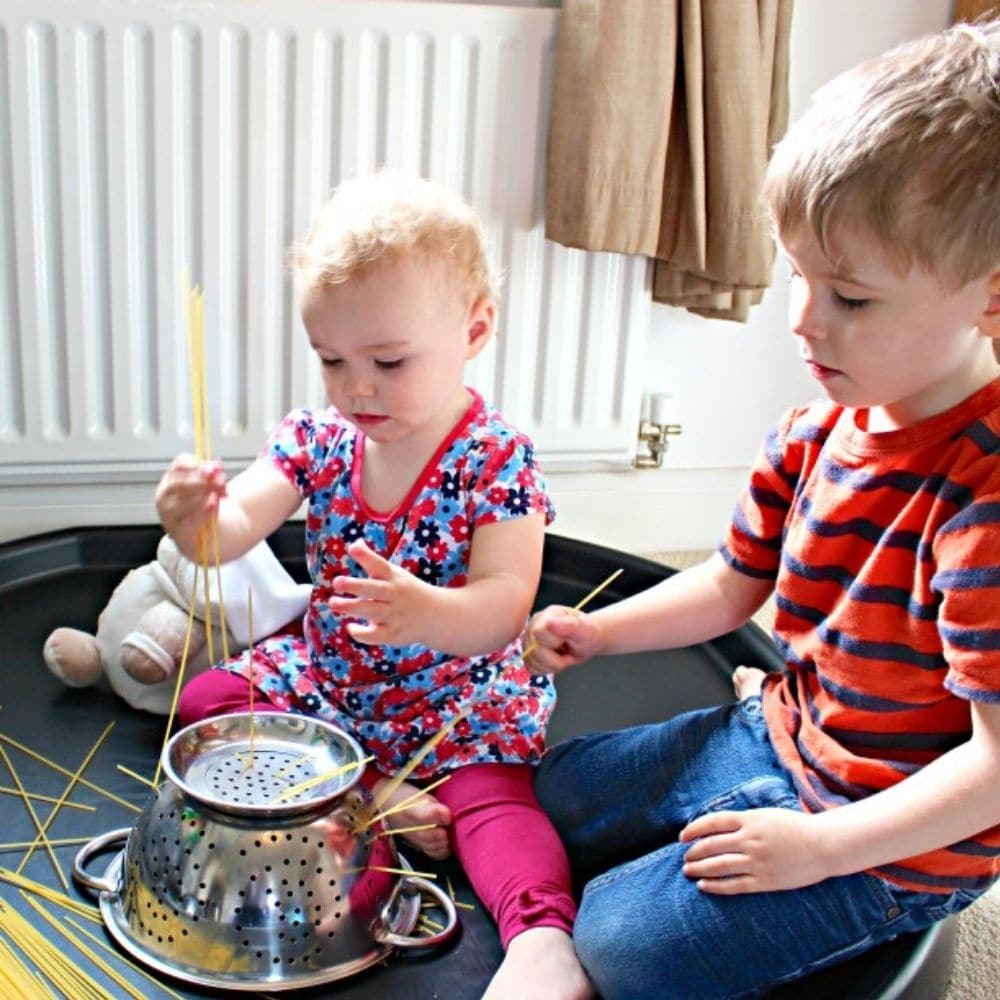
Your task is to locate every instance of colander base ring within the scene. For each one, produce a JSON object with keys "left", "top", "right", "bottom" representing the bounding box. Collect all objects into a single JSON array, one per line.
[{"left": 96, "top": 850, "right": 423, "bottom": 992}]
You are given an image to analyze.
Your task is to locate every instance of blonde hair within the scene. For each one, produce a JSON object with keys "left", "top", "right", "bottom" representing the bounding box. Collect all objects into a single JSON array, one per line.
[
  {"left": 292, "top": 169, "right": 497, "bottom": 303},
  {"left": 763, "top": 19, "right": 1000, "bottom": 287}
]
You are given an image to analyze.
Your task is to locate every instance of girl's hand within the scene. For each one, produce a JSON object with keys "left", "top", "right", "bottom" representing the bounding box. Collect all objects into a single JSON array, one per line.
[
  {"left": 523, "top": 606, "right": 605, "bottom": 674},
  {"left": 329, "top": 540, "right": 434, "bottom": 646},
  {"left": 155, "top": 454, "right": 227, "bottom": 553},
  {"left": 679, "top": 808, "right": 831, "bottom": 894}
]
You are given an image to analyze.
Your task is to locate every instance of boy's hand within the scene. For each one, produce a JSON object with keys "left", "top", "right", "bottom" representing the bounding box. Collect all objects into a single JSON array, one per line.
[
  {"left": 155, "top": 454, "right": 228, "bottom": 553},
  {"left": 329, "top": 540, "right": 434, "bottom": 647},
  {"left": 523, "top": 606, "right": 605, "bottom": 674},
  {"left": 679, "top": 808, "right": 830, "bottom": 893}
]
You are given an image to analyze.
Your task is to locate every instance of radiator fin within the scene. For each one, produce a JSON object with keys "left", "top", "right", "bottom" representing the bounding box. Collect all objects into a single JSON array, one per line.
[{"left": 1, "top": 0, "right": 650, "bottom": 478}]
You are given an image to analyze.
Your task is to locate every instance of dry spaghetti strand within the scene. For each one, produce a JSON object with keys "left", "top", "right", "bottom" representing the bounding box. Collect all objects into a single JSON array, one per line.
[
  {"left": 0, "top": 746, "right": 67, "bottom": 890},
  {"left": 0, "top": 734, "right": 139, "bottom": 814},
  {"left": 521, "top": 567, "right": 624, "bottom": 657},
  {"left": 361, "top": 772, "right": 453, "bottom": 831},
  {"left": 0, "top": 786, "right": 94, "bottom": 812},
  {"left": 14, "top": 722, "right": 114, "bottom": 879},
  {"left": 248, "top": 587, "right": 255, "bottom": 758},
  {"left": 368, "top": 712, "right": 467, "bottom": 818}
]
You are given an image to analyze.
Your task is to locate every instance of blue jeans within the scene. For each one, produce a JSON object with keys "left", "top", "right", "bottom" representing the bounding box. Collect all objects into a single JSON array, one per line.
[{"left": 535, "top": 697, "right": 980, "bottom": 999}]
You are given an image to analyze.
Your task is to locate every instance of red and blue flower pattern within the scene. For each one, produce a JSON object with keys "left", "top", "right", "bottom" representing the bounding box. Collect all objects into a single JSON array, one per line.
[{"left": 218, "top": 390, "right": 556, "bottom": 779}]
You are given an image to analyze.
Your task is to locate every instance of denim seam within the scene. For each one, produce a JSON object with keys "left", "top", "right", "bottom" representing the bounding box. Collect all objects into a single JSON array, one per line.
[
  {"left": 581, "top": 843, "right": 674, "bottom": 895},
  {"left": 697, "top": 777, "right": 800, "bottom": 818},
  {"left": 743, "top": 910, "right": 912, "bottom": 998}
]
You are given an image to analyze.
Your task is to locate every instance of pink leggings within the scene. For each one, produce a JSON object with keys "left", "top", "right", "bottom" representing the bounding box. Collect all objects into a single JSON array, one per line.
[{"left": 178, "top": 670, "right": 576, "bottom": 947}]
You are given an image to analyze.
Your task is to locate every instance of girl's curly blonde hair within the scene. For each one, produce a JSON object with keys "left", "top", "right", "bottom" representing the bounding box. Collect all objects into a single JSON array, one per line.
[{"left": 291, "top": 169, "right": 498, "bottom": 304}]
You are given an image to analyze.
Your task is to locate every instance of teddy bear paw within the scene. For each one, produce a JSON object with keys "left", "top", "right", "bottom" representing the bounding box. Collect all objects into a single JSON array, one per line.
[{"left": 43, "top": 628, "right": 103, "bottom": 687}]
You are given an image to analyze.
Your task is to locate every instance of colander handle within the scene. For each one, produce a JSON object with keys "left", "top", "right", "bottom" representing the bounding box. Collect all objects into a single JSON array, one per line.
[
  {"left": 72, "top": 828, "right": 130, "bottom": 894},
  {"left": 375, "top": 874, "right": 459, "bottom": 949}
]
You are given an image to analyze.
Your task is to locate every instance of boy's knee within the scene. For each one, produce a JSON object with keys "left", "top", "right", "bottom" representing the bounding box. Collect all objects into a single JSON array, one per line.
[{"left": 574, "top": 887, "right": 687, "bottom": 1000}]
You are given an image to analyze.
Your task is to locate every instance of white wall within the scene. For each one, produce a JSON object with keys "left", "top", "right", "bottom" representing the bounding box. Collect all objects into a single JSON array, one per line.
[
  {"left": 548, "top": 0, "right": 952, "bottom": 554},
  {"left": 1, "top": 0, "right": 955, "bottom": 552}
]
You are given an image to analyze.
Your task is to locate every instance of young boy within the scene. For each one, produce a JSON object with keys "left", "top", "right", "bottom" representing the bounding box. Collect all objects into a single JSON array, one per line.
[{"left": 525, "top": 20, "right": 1000, "bottom": 998}]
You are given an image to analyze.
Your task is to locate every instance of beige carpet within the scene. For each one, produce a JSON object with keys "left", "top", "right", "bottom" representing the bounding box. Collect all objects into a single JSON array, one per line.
[{"left": 643, "top": 550, "right": 1000, "bottom": 999}]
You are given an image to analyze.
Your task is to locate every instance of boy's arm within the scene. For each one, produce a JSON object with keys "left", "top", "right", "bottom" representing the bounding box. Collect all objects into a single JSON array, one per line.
[
  {"left": 680, "top": 698, "right": 1000, "bottom": 893},
  {"left": 331, "top": 512, "right": 546, "bottom": 657},
  {"left": 525, "top": 552, "right": 775, "bottom": 673}
]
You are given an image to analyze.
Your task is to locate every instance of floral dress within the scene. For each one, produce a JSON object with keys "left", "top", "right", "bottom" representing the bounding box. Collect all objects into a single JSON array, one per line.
[{"left": 219, "top": 390, "right": 556, "bottom": 779}]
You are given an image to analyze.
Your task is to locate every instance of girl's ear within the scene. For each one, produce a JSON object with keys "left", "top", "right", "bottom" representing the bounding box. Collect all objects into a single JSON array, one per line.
[{"left": 465, "top": 297, "right": 496, "bottom": 359}]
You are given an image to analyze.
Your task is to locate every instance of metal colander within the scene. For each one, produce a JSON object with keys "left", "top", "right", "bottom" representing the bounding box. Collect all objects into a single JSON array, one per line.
[{"left": 74, "top": 713, "right": 457, "bottom": 992}]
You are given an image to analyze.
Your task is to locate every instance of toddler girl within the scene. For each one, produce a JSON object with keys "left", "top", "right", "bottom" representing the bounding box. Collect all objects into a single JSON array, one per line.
[{"left": 158, "top": 170, "right": 590, "bottom": 999}]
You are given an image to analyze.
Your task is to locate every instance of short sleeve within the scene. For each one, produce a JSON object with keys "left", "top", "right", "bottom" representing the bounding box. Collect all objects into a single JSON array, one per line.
[
  {"left": 933, "top": 497, "right": 1000, "bottom": 704},
  {"left": 260, "top": 408, "right": 348, "bottom": 498},
  {"left": 467, "top": 434, "right": 555, "bottom": 528},
  {"left": 720, "top": 407, "right": 805, "bottom": 580}
]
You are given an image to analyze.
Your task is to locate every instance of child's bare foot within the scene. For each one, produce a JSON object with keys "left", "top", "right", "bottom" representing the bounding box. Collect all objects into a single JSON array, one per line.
[
  {"left": 733, "top": 664, "right": 766, "bottom": 700},
  {"left": 482, "top": 927, "right": 592, "bottom": 1000},
  {"left": 370, "top": 778, "right": 452, "bottom": 859}
]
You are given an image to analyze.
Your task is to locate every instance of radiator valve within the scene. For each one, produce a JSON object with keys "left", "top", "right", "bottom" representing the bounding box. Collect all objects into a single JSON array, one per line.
[{"left": 634, "top": 393, "right": 682, "bottom": 469}]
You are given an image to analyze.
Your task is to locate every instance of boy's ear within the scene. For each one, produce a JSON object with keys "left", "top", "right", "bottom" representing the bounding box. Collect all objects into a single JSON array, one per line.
[
  {"left": 981, "top": 271, "right": 1000, "bottom": 342},
  {"left": 465, "top": 298, "right": 496, "bottom": 359}
]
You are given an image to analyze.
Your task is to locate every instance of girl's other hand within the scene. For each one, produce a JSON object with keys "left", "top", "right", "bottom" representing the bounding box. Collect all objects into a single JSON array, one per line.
[
  {"left": 523, "top": 606, "right": 604, "bottom": 674},
  {"left": 330, "top": 539, "right": 432, "bottom": 647}
]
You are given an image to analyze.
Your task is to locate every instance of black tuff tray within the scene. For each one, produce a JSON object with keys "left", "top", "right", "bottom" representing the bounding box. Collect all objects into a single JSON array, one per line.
[{"left": 0, "top": 526, "right": 952, "bottom": 998}]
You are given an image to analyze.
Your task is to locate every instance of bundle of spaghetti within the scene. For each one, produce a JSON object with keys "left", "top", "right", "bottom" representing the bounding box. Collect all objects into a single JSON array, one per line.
[
  {"left": 154, "top": 274, "right": 231, "bottom": 784},
  {"left": 0, "top": 899, "right": 112, "bottom": 999},
  {"left": 23, "top": 894, "right": 148, "bottom": 1000},
  {"left": 0, "top": 932, "right": 57, "bottom": 1000},
  {"left": 186, "top": 282, "right": 229, "bottom": 666},
  {"left": 0, "top": 868, "right": 99, "bottom": 921},
  {"left": 64, "top": 917, "right": 187, "bottom": 1000}
]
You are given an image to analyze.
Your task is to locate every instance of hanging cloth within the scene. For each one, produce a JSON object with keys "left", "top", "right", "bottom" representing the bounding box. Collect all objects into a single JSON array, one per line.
[{"left": 545, "top": 0, "right": 793, "bottom": 322}]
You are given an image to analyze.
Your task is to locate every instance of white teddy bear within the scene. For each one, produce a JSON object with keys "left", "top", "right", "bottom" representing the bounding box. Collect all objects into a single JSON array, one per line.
[{"left": 42, "top": 536, "right": 310, "bottom": 714}]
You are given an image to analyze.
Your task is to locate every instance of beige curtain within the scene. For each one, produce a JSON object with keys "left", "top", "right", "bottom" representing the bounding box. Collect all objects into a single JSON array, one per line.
[
  {"left": 545, "top": 0, "right": 793, "bottom": 322},
  {"left": 952, "top": 1, "right": 1000, "bottom": 22}
]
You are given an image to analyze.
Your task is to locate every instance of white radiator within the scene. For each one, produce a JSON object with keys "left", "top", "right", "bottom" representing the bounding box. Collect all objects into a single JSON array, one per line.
[{"left": 0, "top": 0, "right": 651, "bottom": 539}]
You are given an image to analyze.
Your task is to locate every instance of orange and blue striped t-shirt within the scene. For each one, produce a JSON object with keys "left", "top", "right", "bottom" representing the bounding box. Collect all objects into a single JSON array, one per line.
[{"left": 721, "top": 378, "right": 1000, "bottom": 894}]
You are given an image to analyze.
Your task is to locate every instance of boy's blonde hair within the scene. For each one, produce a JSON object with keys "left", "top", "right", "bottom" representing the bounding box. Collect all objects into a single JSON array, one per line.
[
  {"left": 292, "top": 169, "right": 497, "bottom": 304},
  {"left": 763, "top": 19, "right": 1000, "bottom": 288}
]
